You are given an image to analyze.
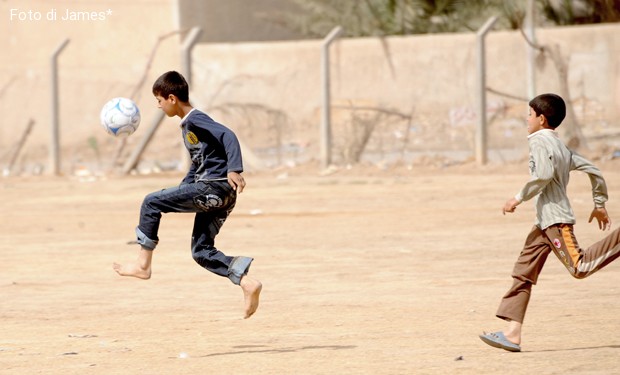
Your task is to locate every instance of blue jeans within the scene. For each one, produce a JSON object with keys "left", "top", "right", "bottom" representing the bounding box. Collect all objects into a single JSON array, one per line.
[{"left": 135, "top": 180, "right": 252, "bottom": 284}]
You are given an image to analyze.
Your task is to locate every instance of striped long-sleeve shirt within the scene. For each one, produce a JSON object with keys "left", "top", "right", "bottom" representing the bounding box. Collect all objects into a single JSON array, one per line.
[{"left": 515, "top": 129, "right": 608, "bottom": 229}]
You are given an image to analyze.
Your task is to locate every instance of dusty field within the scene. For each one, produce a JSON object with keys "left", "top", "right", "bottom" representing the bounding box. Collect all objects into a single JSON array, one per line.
[{"left": 2, "top": 163, "right": 620, "bottom": 375}]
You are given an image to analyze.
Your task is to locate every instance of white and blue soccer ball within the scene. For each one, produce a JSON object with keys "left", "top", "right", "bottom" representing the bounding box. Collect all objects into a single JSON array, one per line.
[{"left": 100, "top": 97, "right": 141, "bottom": 137}]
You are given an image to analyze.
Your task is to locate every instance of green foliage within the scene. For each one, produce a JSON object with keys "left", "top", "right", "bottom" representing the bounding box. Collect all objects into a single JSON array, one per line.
[
  {"left": 279, "top": 0, "right": 620, "bottom": 37},
  {"left": 288, "top": 0, "right": 490, "bottom": 36},
  {"left": 540, "top": 0, "right": 620, "bottom": 25}
]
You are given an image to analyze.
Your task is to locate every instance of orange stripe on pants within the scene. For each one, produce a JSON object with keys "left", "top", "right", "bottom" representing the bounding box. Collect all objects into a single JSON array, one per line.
[{"left": 558, "top": 224, "right": 581, "bottom": 271}]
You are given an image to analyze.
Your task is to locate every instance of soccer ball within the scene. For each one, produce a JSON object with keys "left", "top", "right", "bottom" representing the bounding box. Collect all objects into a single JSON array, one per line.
[{"left": 100, "top": 97, "right": 141, "bottom": 137}]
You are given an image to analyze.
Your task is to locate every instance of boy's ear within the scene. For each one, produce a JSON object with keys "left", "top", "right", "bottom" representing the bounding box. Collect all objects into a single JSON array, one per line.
[
  {"left": 539, "top": 114, "right": 547, "bottom": 126},
  {"left": 167, "top": 94, "right": 178, "bottom": 103}
]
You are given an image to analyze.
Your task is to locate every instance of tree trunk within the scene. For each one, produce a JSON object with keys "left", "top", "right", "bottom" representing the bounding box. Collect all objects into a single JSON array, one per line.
[{"left": 547, "top": 44, "right": 587, "bottom": 150}]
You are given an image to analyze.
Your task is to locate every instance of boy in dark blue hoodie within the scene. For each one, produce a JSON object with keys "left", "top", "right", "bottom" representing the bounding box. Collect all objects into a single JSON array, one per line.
[{"left": 113, "top": 71, "right": 261, "bottom": 319}]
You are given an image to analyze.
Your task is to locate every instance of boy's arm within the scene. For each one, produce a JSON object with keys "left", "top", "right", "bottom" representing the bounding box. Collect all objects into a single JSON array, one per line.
[
  {"left": 571, "top": 151, "right": 611, "bottom": 230},
  {"left": 222, "top": 129, "right": 245, "bottom": 192},
  {"left": 514, "top": 143, "right": 554, "bottom": 204},
  {"left": 222, "top": 130, "right": 243, "bottom": 174},
  {"left": 504, "top": 141, "right": 552, "bottom": 215},
  {"left": 571, "top": 151, "right": 608, "bottom": 208}
]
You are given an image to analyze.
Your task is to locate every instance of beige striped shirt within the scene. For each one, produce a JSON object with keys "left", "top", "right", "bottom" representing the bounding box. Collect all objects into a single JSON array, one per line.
[{"left": 515, "top": 129, "right": 607, "bottom": 229}]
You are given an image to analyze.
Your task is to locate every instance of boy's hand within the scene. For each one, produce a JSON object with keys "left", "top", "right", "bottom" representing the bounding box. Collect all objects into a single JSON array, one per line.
[
  {"left": 227, "top": 172, "right": 246, "bottom": 193},
  {"left": 588, "top": 207, "right": 611, "bottom": 231},
  {"left": 503, "top": 198, "right": 520, "bottom": 215}
]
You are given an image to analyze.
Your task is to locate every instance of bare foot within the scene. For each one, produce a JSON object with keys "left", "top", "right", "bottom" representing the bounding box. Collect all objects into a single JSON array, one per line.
[
  {"left": 505, "top": 320, "right": 522, "bottom": 345},
  {"left": 240, "top": 275, "right": 262, "bottom": 319},
  {"left": 503, "top": 331, "right": 521, "bottom": 345},
  {"left": 112, "top": 262, "right": 151, "bottom": 280}
]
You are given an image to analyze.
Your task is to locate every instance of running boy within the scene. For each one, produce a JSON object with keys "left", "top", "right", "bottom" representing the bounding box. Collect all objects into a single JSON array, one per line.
[
  {"left": 480, "top": 93, "right": 620, "bottom": 352},
  {"left": 113, "top": 71, "right": 262, "bottom": 319}
]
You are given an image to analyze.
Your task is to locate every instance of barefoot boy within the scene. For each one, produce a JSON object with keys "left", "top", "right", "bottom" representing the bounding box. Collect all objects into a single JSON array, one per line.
[
  {"left": 113, "top": 71, "right": 261, "bottom": 319},
  {"left": 480, "top": 93, "right": 620, "bottom": 352}
]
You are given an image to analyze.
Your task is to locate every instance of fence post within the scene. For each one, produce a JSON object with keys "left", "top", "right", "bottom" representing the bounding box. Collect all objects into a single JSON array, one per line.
[
  {"left": 49, "top": 38, "right": 70, "bottom": 175},
  {"left": 122, "top": 27, "right": 202, "bottom": 175},
  {"left": 321, "top": 26, "right": 343, "bottom": 169},
  {"left": 179, "top": 27, "right": 203, "bottom": 171},
  {"left": 181, "top": 27, "right": 203, "bottom": 86},
  {"left": 475, "top": 17, "right": 497, "bottom": 166},
  {"left": 525, "top": 0, "right": 537, "bottom": 99}
]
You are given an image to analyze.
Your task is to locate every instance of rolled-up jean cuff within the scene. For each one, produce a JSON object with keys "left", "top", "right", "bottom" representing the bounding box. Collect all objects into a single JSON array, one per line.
[
  {"left": 228, "top": 256, "right": 253, "bottom": 285},
  {"left": 135, "top": 227, "right": 158, "bottom": 250}
]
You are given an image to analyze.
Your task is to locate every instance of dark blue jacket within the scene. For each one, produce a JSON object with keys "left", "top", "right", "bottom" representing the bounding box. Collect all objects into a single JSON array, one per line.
[{"left": 180, "top": 109, "right": 243, "bottom": 184}]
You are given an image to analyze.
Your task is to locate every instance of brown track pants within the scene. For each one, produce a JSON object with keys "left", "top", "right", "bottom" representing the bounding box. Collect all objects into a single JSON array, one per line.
[{"left": 496, "top": 224, "right": 620, "bottom": 323}]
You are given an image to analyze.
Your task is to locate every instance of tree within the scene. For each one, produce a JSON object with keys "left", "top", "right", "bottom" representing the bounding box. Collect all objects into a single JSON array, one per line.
[
  {"left": 273, "top": 0, "right": 620, "bottom": 38},
  {"left": 276, "top": 0, "right": 491, "bottom": 37},
  {"left": 540, "top": 0, "right": 620, "bottom": 25},
  {"left": 518, "top": 29, "right": 588, "bottom": 149}
]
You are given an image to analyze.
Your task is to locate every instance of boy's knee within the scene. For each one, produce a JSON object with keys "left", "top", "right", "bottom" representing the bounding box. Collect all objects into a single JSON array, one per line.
[
  {"left": 569, "top": 268, "right": 588, "bottom": 279},
  {"left": 191, "top": 246, "right": 218, "bottom": 266},
  {"left": 142, "top": 192, "right": 159, "bottom": 208},
  {"left": 191, "top": 251, "right": 201, "bottom": 264}
]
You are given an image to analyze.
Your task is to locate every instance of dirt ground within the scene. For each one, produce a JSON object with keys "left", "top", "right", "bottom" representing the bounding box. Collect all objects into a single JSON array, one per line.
[{"left": 2, "top": 162, "right": 620, "bottom": 375}]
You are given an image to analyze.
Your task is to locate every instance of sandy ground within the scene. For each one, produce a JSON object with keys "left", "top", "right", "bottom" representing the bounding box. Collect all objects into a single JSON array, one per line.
[{"left": 2, "top": 162, "right": 620, "bottom": 375}]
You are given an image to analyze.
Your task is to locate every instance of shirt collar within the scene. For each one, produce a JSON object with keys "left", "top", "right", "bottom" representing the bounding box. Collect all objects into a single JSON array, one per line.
[
  {"left": 527, "top": 128, "right": 556, "bottom": 139},
  {"left": 180, "top": 108, "right": 197, "bottom": 126}
]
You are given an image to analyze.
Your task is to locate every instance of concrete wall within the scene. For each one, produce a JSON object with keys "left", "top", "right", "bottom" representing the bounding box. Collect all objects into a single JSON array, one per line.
[
  {"left": 192, "top": 23, "right": 620, "bottom": 166},
  {"left": 2, "top": 0, "right": 619, "bottom": 173},
  {"left": 1, "top": 0, "right": 181, "bottom": 173}
]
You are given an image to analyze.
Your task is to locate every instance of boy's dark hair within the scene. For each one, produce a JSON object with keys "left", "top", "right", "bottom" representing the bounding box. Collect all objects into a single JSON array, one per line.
[
  {"left": 529, "top": 93, "right": 566, "bottom": 128},
  {"left": 152, "top": 71, "right": 189, "bottom": 102}
]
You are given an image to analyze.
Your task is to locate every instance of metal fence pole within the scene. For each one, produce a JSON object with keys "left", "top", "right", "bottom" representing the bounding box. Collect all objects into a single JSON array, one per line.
[
  {"left": 122, "top": 27, "right": 202, "bottom": 175},
  {"left": 181, "top": 27, "right": 203, "bottom": 85},
  {"left": 179, "top": 27, "right": 203, "bottom": 171},
  {"left": 121, "top": 111, "right": 166, "bottom": 174},
  {"left": 49, "top": 38, "right": 70, "bottom": 175},
  {"left": 320, "top": 26, "right": 343, "bottom": 169},
  {"left": 475, "top": 17, "right": 497, "bottom": 166},
  {"left": 525, "top": 0, "right": 537, "bottom": 99}
]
